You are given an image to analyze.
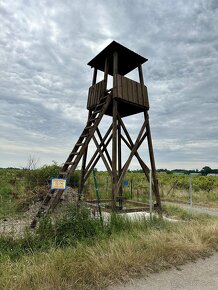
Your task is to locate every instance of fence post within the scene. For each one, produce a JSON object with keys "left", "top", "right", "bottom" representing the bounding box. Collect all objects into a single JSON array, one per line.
[
  {"left": 105, "top": 174, "right": 109, "bottom": 197},
  {"left": 189, "top": 174, "right": 192, "bottom": 208},
  {"left": 93, "top": 169, "right": 103, "bottom": 227},
  {"left": 130, "top": 179, "right": 133, "bottom": 199}
]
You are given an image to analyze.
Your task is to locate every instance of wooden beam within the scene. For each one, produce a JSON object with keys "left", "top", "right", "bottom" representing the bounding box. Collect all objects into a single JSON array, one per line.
[
  {"left": 84, "top": 124, "right": 112, "bottom": 175},
  {"left": 120, "top": 133, "right": 149, "bottom": 179},
  {"left": 145, "top": 112, "right": 162, "bottom": 214},
  {"left": 118, "top": 114, "right": 150, "bottom": 178},
  {"left": 112, "top": 51, "right": 118, "bottom": 209},
  {"left": 83, "top": 134, "right": 112, "bottom": 183},
  {"left": 92, "top": 135, "right": 112, "bottom": 176},
  {"left": 92, "top": 67, "right": 97, "bottom": 85},
  {"left": 96, "top": 128, "right": 112, "bottom": 167},
  {"left": 117, "top": 119, "right": 123, "bottom": 204},
  {"left": 138, "top": 64, "right": 144, "bottom": 85},
  {"left": 104, "top": 58, "right": 108, "bottom": 91},
  {"left": 116, "top": 121, "right": 147, "bottom": 194}
]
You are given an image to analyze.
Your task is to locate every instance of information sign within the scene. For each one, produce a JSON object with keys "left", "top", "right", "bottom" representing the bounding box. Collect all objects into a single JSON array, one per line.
[
  {"left": 51, "top": 178, "right": 67, "bottom": 190},
  {"left": 123, "top": 179, "right": 129, "bottom": 186}
]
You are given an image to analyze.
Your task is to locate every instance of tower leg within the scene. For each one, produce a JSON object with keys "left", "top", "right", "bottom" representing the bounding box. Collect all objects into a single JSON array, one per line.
[
  {"left": 112, "top": 98, "right": 118, "bottom": 210},
  {"left": 117, "top": 118, "right": 123, "bottom": 209},
  {"left": 112, "top": 50, "right": 118, "bottom": 210},
  {"left": 144, "top": 112, "right": 162, "bottom": 215},
  {"left": 78, "top": 111, "right": 92, "bottom": 200}
]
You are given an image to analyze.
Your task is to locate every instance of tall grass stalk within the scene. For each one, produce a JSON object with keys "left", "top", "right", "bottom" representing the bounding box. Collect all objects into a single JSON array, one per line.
[{"left": 0, "top": 216, "right": 218, "bottom": 289}]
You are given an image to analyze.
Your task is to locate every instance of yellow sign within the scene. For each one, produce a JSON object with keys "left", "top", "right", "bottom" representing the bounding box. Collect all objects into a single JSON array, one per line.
[{"left": 51, "top": 178, "right": 66, "bottom": 190}]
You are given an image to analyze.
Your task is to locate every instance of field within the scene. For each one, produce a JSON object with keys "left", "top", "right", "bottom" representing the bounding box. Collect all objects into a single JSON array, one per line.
[
  {"left": 85, "top": 170, "right": 218, "bottom": 208},
  {"left": 1, "top": 166, "right": 218, "bottom": 220},
  {"left": 0, "top": 166, "right": 218, "bottom": 289}
]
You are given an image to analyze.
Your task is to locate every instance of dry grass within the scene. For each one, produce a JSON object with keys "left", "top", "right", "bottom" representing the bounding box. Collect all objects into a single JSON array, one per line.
[{"left": 0, "top": 218, "right": 218, "bottom": 290}]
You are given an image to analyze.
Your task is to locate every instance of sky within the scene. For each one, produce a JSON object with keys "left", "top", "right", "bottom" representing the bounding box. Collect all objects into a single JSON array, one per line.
[{"left": 0, "top": 0, "right": 218, "bottom": 171}]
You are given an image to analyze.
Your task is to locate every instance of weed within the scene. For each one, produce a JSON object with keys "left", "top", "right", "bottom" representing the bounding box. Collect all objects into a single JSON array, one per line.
[{"left": 0, "top": 216, "right": 217, "bottom": 290}]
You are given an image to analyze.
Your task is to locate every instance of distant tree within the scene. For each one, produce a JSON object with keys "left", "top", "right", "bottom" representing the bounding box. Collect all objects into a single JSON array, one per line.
[
  {"left": 201, "top": 166, "right": 212, "bottom": 176},
  {"left": 25, "top": 155, "right": 39, "bottom": 170}
]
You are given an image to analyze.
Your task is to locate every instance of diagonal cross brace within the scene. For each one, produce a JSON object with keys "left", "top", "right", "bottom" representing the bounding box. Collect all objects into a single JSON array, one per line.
[
  {"left": 92, "top": 135, "right": 112, "bottom": 176},
  {"left": 115, "top": 120, "right": 147, "bottom": 194},
  {"left": 118, "top": 114, "right": 150, "bottom": 179}
]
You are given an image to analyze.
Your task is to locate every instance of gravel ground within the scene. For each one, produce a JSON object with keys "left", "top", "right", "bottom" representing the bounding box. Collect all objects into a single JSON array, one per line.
[
  {"left": 0, "top": 187, "right": 78, "bottom": 237},
  {"left": 109, "top": 252, "right": 218, "bottom": 290}
]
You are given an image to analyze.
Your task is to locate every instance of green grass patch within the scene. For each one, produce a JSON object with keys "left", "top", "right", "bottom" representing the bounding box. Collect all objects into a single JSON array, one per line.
[{"left": 0, "top": 205, "right": 172, "bottom": 261}]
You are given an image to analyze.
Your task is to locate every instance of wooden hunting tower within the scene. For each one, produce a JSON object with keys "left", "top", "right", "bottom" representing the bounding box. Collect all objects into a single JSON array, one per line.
[{"left": 31, "top": 41, "right": 162, "bottom": 227}]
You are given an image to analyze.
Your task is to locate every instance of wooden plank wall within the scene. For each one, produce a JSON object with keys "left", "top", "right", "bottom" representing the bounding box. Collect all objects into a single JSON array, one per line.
[
  {"left": 87, "top": 75, "right": 149, "bottom": 111},
  {"left": 114, "top": 74, "right": 149, "bottom": 108},
  {"left": 87, "top": 80, "right": 106, "bottom": 109}
]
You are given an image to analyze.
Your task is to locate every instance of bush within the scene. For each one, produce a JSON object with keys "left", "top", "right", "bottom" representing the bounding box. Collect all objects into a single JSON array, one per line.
[
  {"left": 53, "top": 205, "right": 103, "bottom": 246},
  {"left": 25, "top": 164, "right": 61, "bottom": 189}
]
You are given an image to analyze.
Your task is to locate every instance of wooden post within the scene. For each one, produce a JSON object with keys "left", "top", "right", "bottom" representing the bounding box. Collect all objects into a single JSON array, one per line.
[
  {"left": 104, "top": 58, "right": 108, "bottom": 92},
  {"left": 92, "top": 67, "right": 97, "bottom": 85},
  {"left": 145, "top": 112, "right": 162, "bottom": 214},
  {"left": 112, "top": 51, "right": 118, "bottom": 210},
  {"left": 138, "top": 64, "right": 144, "bottom": 85},
  {"left": 118, "top": 118, "right": 123, "bottom": 208}
]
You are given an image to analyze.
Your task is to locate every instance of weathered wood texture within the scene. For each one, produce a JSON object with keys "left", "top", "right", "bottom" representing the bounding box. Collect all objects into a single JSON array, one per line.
[
  {"left": 87, "top": 80, "right": 106, "bottom": 109},
  {"left": 113, "top": 74, "right": 149, "bottom": 108},
  {"left": 87, "top": 74, "right": 149, "bottom": 112}
]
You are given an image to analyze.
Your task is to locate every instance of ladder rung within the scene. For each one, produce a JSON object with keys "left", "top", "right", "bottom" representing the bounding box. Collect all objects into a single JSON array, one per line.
[
  {"left": 70, "top": 152, "right": 79, "bottom": 155},
  {"left": 85, "top": 125, "right": 93, "bottom": 130},
  {"left": 99, "top": 95, "right": 107, "bottom": 100},
  {"left": 95, "top": 103, "right": 104, "bottom": 108},
  {"left": 76, "top": 143, "right": 83, "bottom": 146},
  {"left": 59, "top": 172, "right": 68, "bottom": 175},
  {"left": 65, "top": 162, "right": 75, "bottom": 165},
  {"left": 99, "top": 100, "right": 107, "bottom": 105},
  {"left": 43, "top": 196, "right": 51, "bottom": 203},
  {"left": 94, "top": 108, "right": 102, "bottom": 114},
  {"left": 89, "top": 117, "right": 97, "bottom": 122},
  {"left": 81, "top": 133, "right": 88, "bottom": 138},
  {"left": 40, "top": 204, "right": 49, "bottom": 210}
]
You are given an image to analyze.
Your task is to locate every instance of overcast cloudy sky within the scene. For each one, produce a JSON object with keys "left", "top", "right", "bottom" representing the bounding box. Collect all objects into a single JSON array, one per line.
[{"left": 0, "top": 0, "right": 217, "bottom": 170}]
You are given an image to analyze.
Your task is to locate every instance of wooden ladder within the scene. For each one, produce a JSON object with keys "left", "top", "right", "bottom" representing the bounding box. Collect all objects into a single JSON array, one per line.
[{"left": 30, "top": 93, "right": 112, "bottom": 228}]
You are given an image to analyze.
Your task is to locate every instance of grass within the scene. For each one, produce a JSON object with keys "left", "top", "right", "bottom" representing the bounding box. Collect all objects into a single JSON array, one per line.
[
  {"left": 0, "top": 217, "right": 218, "bottom": 289},
  {"left": 0, "top": 204, "right": 218, "bottom": 289},
  {"left": 0, "top": 205, "right": 167, "bottom": 260},
  {"left": 0, "top": 185, "right": 17, "bottom": 219}
]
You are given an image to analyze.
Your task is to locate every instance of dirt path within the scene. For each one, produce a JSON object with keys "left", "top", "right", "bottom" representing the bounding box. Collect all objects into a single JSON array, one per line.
[
  {"left": 109, "top": 252, "right": 218, "bottom": 290},
  {"left": 164, "top": 201, "right": 218, "bottom": 217}
]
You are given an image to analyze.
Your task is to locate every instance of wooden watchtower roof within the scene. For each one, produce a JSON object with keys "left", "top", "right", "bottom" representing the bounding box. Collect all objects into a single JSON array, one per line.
[{"left": 88, "top": 41, "right": 147, "bottom": 76}]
